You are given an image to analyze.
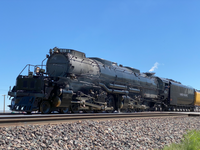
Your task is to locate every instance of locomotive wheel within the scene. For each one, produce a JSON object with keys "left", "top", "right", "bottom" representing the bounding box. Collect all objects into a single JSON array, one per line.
[
  {"left": 159, "top": 107, "right": 162, "bottom": 111},
  {"left": 121, "top": 108, "right": 128, "bottom": 113},
  {"left": 60, "top": 107, "right": 69, "bottom": 114},
  {"left": 70, "top": 103, "right": 79, "bottom": 113},
  {"left": 190, "top": 107, "right": 194, "bottom": 112},
  {"left": 26, "top": 111, "right": 31, "bottom": 114},
  {"left": 40, "top": 101, "right": 51, "bottom": 114},
  {"left": 106, "top": 95, "right": 115, "bottom": 113}
]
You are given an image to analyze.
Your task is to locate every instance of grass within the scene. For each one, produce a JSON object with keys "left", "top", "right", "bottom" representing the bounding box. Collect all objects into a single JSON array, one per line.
[{"left": 163, "top": 130, "right": 200, "bottom": 150}]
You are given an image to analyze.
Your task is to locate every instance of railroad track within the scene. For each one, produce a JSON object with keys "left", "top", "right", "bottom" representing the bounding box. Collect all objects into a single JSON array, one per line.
[{"left": 0, "top": 112, "right": 196, "bottom": 127}]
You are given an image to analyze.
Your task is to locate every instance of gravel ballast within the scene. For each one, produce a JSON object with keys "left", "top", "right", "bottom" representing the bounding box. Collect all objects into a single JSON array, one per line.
[{"left": 0, "top": 116, "right": 200, "bottom": 150}]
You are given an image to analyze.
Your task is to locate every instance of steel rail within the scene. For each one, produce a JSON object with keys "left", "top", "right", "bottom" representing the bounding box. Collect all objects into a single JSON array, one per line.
[{"left": 0, "top": 112, "right": 190, "bottom": 126}]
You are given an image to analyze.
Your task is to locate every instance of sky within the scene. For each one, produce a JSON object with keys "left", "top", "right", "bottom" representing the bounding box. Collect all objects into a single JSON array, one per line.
[{"left": 0, "top": 0, "right": 200, "bottom": 111}]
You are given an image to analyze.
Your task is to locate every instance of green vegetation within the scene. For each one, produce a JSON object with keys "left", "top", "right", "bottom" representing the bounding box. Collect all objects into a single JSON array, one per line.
[{"left": 163, "top": 130, "right": 200, "bottom": 150}]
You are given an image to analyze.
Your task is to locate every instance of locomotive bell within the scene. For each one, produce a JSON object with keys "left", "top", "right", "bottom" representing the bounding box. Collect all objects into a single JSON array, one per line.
[{"left": 52, "top": 96, "right": 61, "bottom": 107}]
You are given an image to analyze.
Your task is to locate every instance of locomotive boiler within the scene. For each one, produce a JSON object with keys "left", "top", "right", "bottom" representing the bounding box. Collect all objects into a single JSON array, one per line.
[{"left": 8, "top": 47, "right": 197, "bottom": 113}]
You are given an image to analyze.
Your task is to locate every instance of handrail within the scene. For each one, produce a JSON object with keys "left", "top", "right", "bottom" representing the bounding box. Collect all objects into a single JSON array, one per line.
[
  {"left": 18, "top": 64, "right": 30, "bottom": 76},
  {"left": 18, "top": 64, "right": 46, "bottom": 76},
  {"left": 41, "top": 57, "right": 47, "bottom": 69}
]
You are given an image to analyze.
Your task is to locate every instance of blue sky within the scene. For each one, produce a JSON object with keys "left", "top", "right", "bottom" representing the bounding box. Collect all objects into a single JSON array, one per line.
[{"left": 0, "top": 0, "right": 200, "bottom": 111}]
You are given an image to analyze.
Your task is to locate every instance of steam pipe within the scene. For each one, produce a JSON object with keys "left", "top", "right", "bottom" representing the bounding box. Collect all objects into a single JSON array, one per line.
[
  {"left": 109, "top": 84, "right": 127, "bottom": 90},
  {"left": 99, "top": 83, "right": 129, "bottom": 95},
  {"left": 129, "top": 88, "right": 140, "bottom": 93}
]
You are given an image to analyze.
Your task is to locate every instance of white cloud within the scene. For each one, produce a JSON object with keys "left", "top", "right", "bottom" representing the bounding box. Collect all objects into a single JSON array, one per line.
[{"left": 149, "top": 62, "right": 159, "bottom": 72}]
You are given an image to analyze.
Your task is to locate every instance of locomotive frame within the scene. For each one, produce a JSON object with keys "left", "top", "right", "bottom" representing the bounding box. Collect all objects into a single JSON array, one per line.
[{"left": 8, "top": 47, "right": 198, "bottom": 114}]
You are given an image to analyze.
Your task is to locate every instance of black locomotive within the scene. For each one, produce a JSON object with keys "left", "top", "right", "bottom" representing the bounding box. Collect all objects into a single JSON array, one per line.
[{"left": 8, "top": 47, "right": 196, "bottom": 114}]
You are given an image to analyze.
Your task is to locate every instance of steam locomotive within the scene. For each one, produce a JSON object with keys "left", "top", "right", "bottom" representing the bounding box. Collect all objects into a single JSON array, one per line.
[{"left": 8, "top": 47, "right": 200, "bottom": 114}]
